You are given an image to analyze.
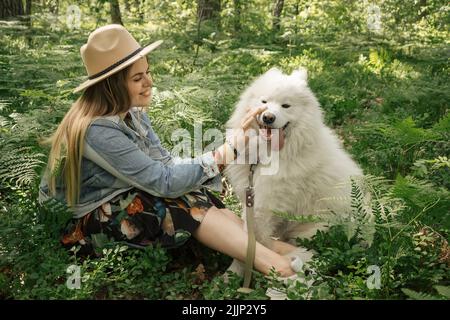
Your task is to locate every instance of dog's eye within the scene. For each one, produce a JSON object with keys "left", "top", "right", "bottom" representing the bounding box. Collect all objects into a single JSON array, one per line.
[
  {"left": 261, "top": 100, "right": 267, "bottom": 104},
  {"left": 281, "top": 104, "right": 291, "bottom": 108}
]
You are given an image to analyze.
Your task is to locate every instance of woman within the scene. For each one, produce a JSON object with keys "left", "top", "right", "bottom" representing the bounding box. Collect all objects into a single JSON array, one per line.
[{"left": 38, "top": 24, "right": 300, "bottom": 281}]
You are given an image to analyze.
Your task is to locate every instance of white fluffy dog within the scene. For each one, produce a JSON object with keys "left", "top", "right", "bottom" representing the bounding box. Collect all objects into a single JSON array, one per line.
[{"left": 224, "top": 67, "right": 363, "bottom": 273}]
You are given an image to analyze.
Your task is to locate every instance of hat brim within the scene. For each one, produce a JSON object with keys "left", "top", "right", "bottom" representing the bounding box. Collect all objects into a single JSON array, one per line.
[{"left": 73, "top": 40, "right": 163, "bottom": 94}]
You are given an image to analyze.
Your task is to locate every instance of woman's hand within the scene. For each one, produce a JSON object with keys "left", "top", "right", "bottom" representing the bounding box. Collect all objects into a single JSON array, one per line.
[
  {"left": 230, "top": 105, "right": 267, "bottom": 148},
  {"left": 213, "top": 106, "right": 267, "bottom": 167},
  {"left": 240, "top": 106, "right": 267, "bottom": 132}
]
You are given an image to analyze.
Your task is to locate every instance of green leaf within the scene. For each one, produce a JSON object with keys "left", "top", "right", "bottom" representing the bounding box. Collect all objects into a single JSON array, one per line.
[
  {"left": 91, "top": 233, "right": 109, "bottom": 250},
  {"left": 401, "top": 288, "right": 439, "bottom": 300},
  {"left": 434, "top": 286, "right": 450, "bottom": 299},
  {"left": 343, "top": 221, "right": 358, "bottom": 241}
]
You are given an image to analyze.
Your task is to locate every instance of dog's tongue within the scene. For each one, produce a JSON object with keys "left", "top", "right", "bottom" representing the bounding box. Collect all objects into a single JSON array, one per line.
[
  {"left": 260, "top": 128, "right": 286, "bottom": 151},
  {"left": 260, "top": 128, "right": 271, "bottom": 139},
  {"left": 271, "top": 128, "right": 285, "bottom": 151}
]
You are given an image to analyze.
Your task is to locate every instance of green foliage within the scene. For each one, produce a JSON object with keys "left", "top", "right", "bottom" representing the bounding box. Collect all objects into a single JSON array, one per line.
[
  {"left": 0, "top": 146, "right": 46, "bottom": 188},
  {"left": 402, "top": 285, "right": 450, "bottom": 300},
  {"left": 351, "top": 115, "right": 450, "bottom": 180},
  {"left": 293, "top": 174, "right": 449, "bottom": 300},
  {"left": 0, "top": 0, "right": 448, "bottom": 300},
  {"left": 412, "top": 156, "right": 450, "bottom": 189},
  {"left": 37, "top": 198, "right": 73, "bottom": 240}
]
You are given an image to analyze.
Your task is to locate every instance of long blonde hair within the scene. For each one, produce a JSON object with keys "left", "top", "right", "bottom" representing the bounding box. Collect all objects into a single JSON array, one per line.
[{"left": 41, "top": 65, "right": 146, "bottom": 207}]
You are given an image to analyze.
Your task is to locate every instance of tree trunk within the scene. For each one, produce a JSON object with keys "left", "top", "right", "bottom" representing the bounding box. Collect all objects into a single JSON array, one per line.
[
  {"left": 233, "top": 0, "right": 241, "bottom": 33},
  {"left": 25, "top": 0, "right": 31, "bottom": 15},
  {"left": 0, "top": 0, "right": 25, "bottom": 19},
  {"left": 24, "top": 0, "right": 31, "bottom": 25},
  {"left": 197, "top": 0, "right": 221, "bottom": 24},
  {"left": 110, "top": 0, "right": 123, "bottom": 25},
  {"left": 272, "top": 0, "right": 284, "bottom": 32}
]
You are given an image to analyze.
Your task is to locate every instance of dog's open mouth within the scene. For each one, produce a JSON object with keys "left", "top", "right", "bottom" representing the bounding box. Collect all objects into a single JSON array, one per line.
[{"left": 259, "top": 122, "right": 290, "bottom": 151}]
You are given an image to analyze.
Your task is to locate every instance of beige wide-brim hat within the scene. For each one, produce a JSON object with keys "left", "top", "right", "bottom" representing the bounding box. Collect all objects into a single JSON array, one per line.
[{"left": 73, "top": 24, "right": 163, "bottom": 93}]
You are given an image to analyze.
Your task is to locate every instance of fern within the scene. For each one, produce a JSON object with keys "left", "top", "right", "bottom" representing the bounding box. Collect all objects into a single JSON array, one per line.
[
  {"left": 374, "top": 117, "right": 438, "bottom": 146},
  {"left": 36, "top": 197, "right": 73, "bottom": 240},
  {"left": 0, "top": 99, "right": 11, "bottom": 113},
  {"left": 0, "top": 146, "right": 46, "bottom": 187},
  {"left": 348, "top": 178, "right": 376, "bottom": 246},
  {"left": 401, "top": 288, "right": 439, "bottom": 300},
  {"left": 434, "top": 286, "right": 450, "bottom": 299},
  {"left": 337, "top": 175, "right": 408, "bottom": 247},
  {"left": 392, "top": 175, "right": 450, "bottom": 229},
  {"left": 272, "top": 210, "right": 326, "bottom": 223},
  {"left": 432, "top": 113, "right": 450, "bottom": 134},
  {"left": 402, "top": 286, "right": 450, "bottom": 300},
  {"left": 273, "top": 175, "right": 406, "bottom": 248},
  {"left": 149, "top": 87, "right": 218, "bottom": 150}
]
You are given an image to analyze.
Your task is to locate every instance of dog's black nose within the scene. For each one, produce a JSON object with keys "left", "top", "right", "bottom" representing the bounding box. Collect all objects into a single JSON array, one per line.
[{"left": 262, "top": 112, "right": 276, "bottom": 124}]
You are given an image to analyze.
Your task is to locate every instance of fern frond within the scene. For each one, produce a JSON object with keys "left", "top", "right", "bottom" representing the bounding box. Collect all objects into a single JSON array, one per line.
[
  {"left": 401, "top": 286, "right": 450, "bottom": 300},
  {"left": 0, "top": 99, "right": 11, "bottom": 112},
  {"left": 401, "top": 288, "right": 440, "bottom": 300},
  {"left": 317, "top": 195, "right": 350, "bottom": 203},
  {"left": 0, "top": 146, "right": 46, "bottom": 187},
  {"left": 272, "top": 210, "right": 326, "bottom": 223},
  {"left": 149, "top": 87, "right": 217, "bottom": 148},
  {"left": 0, "top": 115, "right": 10, "bottom": 127},
  {"left": 434, "top": 286, "right": 450, "bottom": 299},
  {"left": 36, "top": 198, "right": 73, "bottom": 240}
]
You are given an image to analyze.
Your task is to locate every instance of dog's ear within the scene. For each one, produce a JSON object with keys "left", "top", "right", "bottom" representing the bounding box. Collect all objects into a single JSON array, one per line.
[{"left": 291, "top": 68, "right": 308, "bottom": 82}]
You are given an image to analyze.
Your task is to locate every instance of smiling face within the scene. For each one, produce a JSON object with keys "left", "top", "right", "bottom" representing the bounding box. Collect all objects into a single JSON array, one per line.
[
  {"left": 127, "top": 57, "right": 153, "bottom": 107},
  {"left": 228, "top": 67, "right": 323, "bottom": 151}
]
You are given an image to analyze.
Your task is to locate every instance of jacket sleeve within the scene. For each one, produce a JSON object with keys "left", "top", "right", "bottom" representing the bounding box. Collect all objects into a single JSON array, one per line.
[
  {"left": 140, "top": 111, "right": 173, "bottom": 162},
  {"left": 140, "top": 110, "right": 223, "bottom": 192},
  {"left": 84, "top": 119, "right": 221, "bottom": 198}
]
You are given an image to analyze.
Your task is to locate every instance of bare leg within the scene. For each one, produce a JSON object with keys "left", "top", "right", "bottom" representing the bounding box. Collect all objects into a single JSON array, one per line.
[
  {"left": 220, "top": 208, "right": 298, "bottom": 255},
  {"left": 193, "top": 206, "right": 295, "bottom": 277}
]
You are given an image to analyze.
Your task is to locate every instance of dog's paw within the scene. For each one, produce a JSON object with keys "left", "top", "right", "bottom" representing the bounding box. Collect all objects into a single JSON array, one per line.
[{"left": 283, "top": 247, "right": 316, "bottom": 268}]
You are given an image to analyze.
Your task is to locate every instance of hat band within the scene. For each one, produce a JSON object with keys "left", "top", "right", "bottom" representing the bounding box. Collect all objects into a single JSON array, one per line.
[{"left": 88, "top": 47, "right": 143, "bottom": 80}]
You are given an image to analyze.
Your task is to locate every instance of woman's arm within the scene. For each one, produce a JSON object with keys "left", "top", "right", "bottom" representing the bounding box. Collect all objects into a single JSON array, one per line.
[
  {"left": 84, "top": 119, "right": 220, "bottom": 198},
  {"left": 85, "top": 106, "right": 265, "bottom": 198},
  {"left": 212, "top": 106, "right": 268, "bottom": 167},
  {"left": 138, "top": 107, "right": 267, "bottom": 168},
  {"left": 138, "top": 111, "right": 224, "bottom": 191}
]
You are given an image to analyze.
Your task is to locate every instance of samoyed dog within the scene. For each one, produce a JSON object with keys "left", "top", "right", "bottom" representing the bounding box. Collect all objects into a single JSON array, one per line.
[{"left": 224, "top": 67, "right": 363, "bottom": 274}]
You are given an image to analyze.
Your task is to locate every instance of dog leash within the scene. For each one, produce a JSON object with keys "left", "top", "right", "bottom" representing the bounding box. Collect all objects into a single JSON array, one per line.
[{"left": 237, "top": 163, "right": 257, "bottom": 293}]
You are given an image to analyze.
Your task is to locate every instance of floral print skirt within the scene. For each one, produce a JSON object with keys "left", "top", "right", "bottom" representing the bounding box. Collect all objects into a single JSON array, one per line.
[{"left": 61, "top": 187, "right": 225, "bottom": 256}]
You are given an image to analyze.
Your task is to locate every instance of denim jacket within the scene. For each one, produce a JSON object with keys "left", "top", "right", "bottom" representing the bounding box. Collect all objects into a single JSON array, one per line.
[{"left": 38, "top": 107, "right": 222, "bottom": 218}]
